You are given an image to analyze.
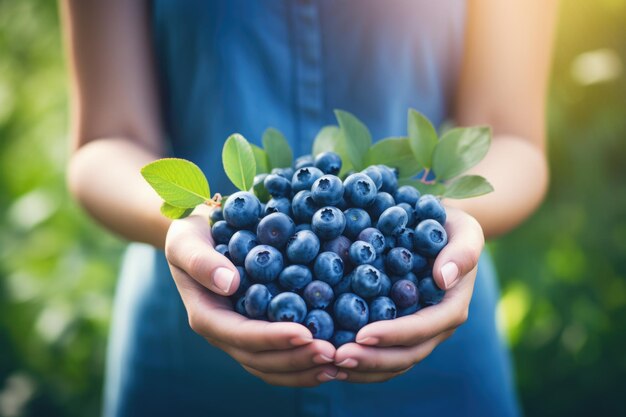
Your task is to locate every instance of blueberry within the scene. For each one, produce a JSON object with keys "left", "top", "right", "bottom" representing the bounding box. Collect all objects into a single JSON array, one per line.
[
  {"left": 397, "top": 202, "right": 417, "bottom": 228},
  {"left": 313, "top": 151, "right": 342, "bottom": 175},
  {"left": 333, "top": 271, "right": 353, "bottom": 296},
  {"left": 384, "top": 235, "right": 396, "bottom": 253},
  {"left": 414, "top": 219, "right": 448, "bottom": 257},
  {"left": 379, "top": 272, "right": 392, "bottom": 296},
  {"left": 291, "top": 167, "right": 324, "bottom": 193},
  {"left": 212, "top": 220, "right": 236, "bottom": 245},
  {"left": 367, "top": 192, "right": 395, "bottom": 221},
  {"left": 351, "top": 265, "right": 382, "bottom": 299},
  {"left": 311, "top": 206, "right": 346, "bottom": 240},
  {"left": 264, "top": 174, "right": 292, "bottom": 198},
  {"left": 210, "top": 208, "right": 223, "bottom": 224},
  {"left": 385, "top": 247, "right": 414, "bottom": 275},
  {"left": 295, "top": 223, "right": 312, "bottom": 232},
  {"left": 334, "top": 293, "right": 369, "bottom": 331},
  {"left": 414, "top": 194, "right": 446, "bottom": 225},
  {"left": 228, "top": 230, "right": 258, "bottom": 265},
  {"left": 271, "top": 167, "right": 294, "bottom": 180},
  {"left": 234, "top": 266, "right": 252, "bottom": 297},
  {"left": 390, "top": 279, "right": 418, "bottom": 309},
  {"left": 244, "top": 284, "right": 272, "bottom": 318},
  {"left": 371, "top": 254, "right": 385, "bottom": 271},
  {"left": 343, "top": 208, "right": 371, "bottom": 240},
  {"left": 390, "top": 271, "right": 418, "bottom": 286},
  {"left": 361, "top": 166, "right": 383, "bottom": 190},
  {"left": 265, "top": 281, "right": 283, "bottom": 297},
  {"left": 418, "top": 276, "right": 445, "bottom": 306},
  {"left": 412, "top": 252, "right": 429, "bottom": 274},
  {"left": 252, "top": 173, "right": 271, "bottom": 203},
  {"left": 369, "top": 296, "right": 397, "bottom": 322},
  {"left": 377, "top": 206, "right": 408, "bottom": 236},
  {"left": 343, "top": 173, "right": 377, "bottom": 208},
  {"left": 377, "top": 165, "right": 398, "bottom": 194},
  {"left": 292, "top": 190, "right": 318, "bottom": 223},
  {"left": 244, "top": 245, "right": 284, "bottom": 283},
  {"left": 264, "top": 197, "right": 292, "bottom": 217},
  {"left": 313, "top": 251, "right": 344, "bottom": 286},
  {"left": 395, "top": 228, "right": 415, "bottom": 251},
  {"left": 267, "top": 292, "right": 307, "bottom": 323},
  {"left": 304, "top": 309, "right": 334, "bottom": 340},
  {"left": 215, "top": 244, "right": 230, "bottom": 258},
  {"left": 303, "top": 280, "right": 334, "bottom": 309},
  {"left": 357, "top": 227, "right": 386, "bottom": 255},
  {"left": 222, "top": 191, "right": 261, "bottom": 228},
  {"left": 294, "top": 154, "right": 315, "bottom": 170},
  {"left": 349, "top": 240, "right": 376, "bottom": 266},
  {"left": 256, "top": 212, "right": 296, "bottom": 249},
  {"left": 311, "top": 175, "right": 344, "bottom": 206},
  {"left": 331, "top": 330, "right": 356, "bottom": 348},
  {"left": 286, "top": 230, "right": 320, "bottom": 264},
  {"left": 321, "top": 235, "right": 352, "bottom": 266},
  {"left": 235, "top": 296, "right": 247, "bottom": 316},
  {"left": 397, "top": 303, "right": 421, "bottom": 317},
  {"left": 278, "top": 264, "right": 313, "bottom": 291},
  {"left": 394, "top": 185, "right": 420, "bottom": 206}
]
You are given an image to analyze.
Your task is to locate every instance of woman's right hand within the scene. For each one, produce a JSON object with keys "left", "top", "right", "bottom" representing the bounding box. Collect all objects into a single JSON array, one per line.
[{"left": 164, "top": 206, "right": 341, "bottom": 386}]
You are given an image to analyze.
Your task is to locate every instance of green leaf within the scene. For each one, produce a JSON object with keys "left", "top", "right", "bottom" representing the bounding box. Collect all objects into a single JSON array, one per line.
[
  {"left": 222, "top": 133, "right": 257, "bottom": 191},
  {"left": 397, "top": 178, "right": 447, "bottom": 196},
  {"left": 312, "top": 125, "right": 353, "bottom": 176},
  {"left": 251, "top": 143, "right": 270, "bottom": 174},
  {"left": 160, "top": 202, "right": 194, "bottom": 219},
  {"left": 364, "top": 137, "right": 422, "bottom": 179},
  {"left": 262, "top": 128, "right": 293, "bottom": 169},
  {"left": 407, "top": 109, "right": 438, "bottom": 169},
  {"left": 312, "top": 126, "right": 340, "bottom": 156},
  {"left": 443, "top": 175, "right": 494, "bottom": 199},
  {"left": 431, "top": 126, "right": 491, "bottom": 180},
  {"left": 335, "top": 110, "right": 371, "bottom": 171},
  {"left": 141, "top": 158, "right": 211, "bottom": 208}
]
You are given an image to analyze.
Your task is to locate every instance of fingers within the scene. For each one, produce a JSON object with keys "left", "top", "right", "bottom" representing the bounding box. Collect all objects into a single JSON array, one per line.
[
  {"left": 334, "top": 331, "right": 454, "bottom": 374},
  {"left": 433, "top": 207, "right": 484, "bottom": 290},
  {"left": 170, "top": 265, "right": 313, "bottom": 352},
  {"left": 227, "top": 340, "right": 336, "bottom": 373},
  {"left": 242, "top": 364, "right": 341, "bottom": 387},
  {"left": 354, "top": 272, "right": 474, "bottom": 347},
  {"left": 166, "top": 213, "right": 240, "bottom": 295}
]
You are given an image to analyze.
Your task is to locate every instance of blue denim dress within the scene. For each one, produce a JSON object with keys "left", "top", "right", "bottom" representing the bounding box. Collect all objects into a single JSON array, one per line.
[{"left": 103, "top": 1, "right": 521, "bottom": 416}]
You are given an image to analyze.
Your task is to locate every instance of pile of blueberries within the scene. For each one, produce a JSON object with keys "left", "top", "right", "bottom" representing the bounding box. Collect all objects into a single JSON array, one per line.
[{"left": 210, "top": 152, "right": 447, "bottom": 347}]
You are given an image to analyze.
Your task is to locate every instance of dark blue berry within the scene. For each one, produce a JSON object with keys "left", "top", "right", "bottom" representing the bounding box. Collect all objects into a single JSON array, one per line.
[
  {"left": 394, "top": 185, "right": 420, "bottom": 206},
  {"left": 314, "top": 151, "right": 342, "bottom": 175},
  {"left": 321, "top": 235, "right": 352, "bottom": 266},
  {"left": 311, "top": 175, "right": 344, "bottom": 206},
  {"left": 212, "top": 220, "right": 236, "bottom": 245},
  {"left": 291, "top": 167, "right": 324, "bottom": 193},
  {"left": 377, "top": 165, "right": 398, "bottom": 194},
  {"left": 351, "top": 265, "right": 382, "bottom": 299},
  {"left": 294, "top": 154, "right": 315, "bottom": 170},
  {"left": 286, "top": 230, "right": 320, "bottom": 264},
  {"left": 334, "top": 293, "right": 369, "bottom": 331},
  {"left": 357, "top": 227, "right": 386, "bottom": 255},
  {"left": 418, "top": 276, "right": 445, "bottom": 306},
  {"left": 264, "top": 174, "right": 292, "bottom": 198},
  {"left": 311, "top": 206, "right": 346, "bottom": 240},
  {"left": 390, "top": 279, "right": 418, "bottom": 309},
  {"left": 303, "top": 280, "right": 334, "bottom": 309},
  {"left": 313, "top": 251, "right": 344, "bottom": 286},
  {"left": 215, "top": 244, "right": 230, "bottom": 258},
  {"left": 244, "top": 245, "right": 284, "bottom": 283},
  {"left": 377, "top": 206, "right": 408, "bottom": 236},
  {"left": 369, "top": 296, "right": 397, "bottom": 322},
  {"left": 244, "top": 284, "right": 272, "bottom": 318},
  {"left": 349, "top": 240, "right": 376, "bottom": 266},
  {"left": 264, "top": 197, "right": 292, "bottom": 217},
  {"left": 368, "top": 192, "right": 395, "bottom": 220},
  {"left": 228, "top": 230, "right": 258, "bottom": 265},
  {"left": 256, "top": 212, "right": 295, "bottom": 249},
  {"left": 222, "top": 191, "right": 261, "bottom": 228},
  {"left": 278, "top": 265, "right": 313, "bottom": 291},
  {"left": 395, "top": 227, "right": 415, "bottom": 251},
  {"left": 267, "top": 292, "right": 307, "bottom": 323},
  {"left": 414, "top": 219, "right": 448, "bottom": 257},
  {"left": 291, "top": 190, "right": 317, "bottom": 223},
  {"left": 397, "top": 202, "right": 417, "bottom": 228},
  {"left": 361, "top": 166, "right": 383, "bottom": 190},
  {"left": 343, "top": 208, "right": 371, "bottom": 240},
  {"left": 343, "top": 173, "right": 377, "bottom": 208},
  {"left": 304, "top": 309, "right": 334, "bottom": 340},
  {"left": 414, "top": 194, "right": 446, "bottom": 225},
  {"left": 331, "top": 330, "right": 356, "bottom": 347},
  {"left": 385, "top": 247, "right": 414, "bottom": 275}
]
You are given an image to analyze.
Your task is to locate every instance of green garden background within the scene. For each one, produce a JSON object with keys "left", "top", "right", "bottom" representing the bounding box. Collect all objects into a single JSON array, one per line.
[{"left": 1, "top": 1, "right": 625, "bottom": 416}]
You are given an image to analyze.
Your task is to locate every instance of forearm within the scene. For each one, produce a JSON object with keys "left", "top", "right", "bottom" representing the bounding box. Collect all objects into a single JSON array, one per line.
[
  {"left": 444, "top": 135, "right": 549, "bottom": 238},
  {"left": 67, "top": 137, "right": 171, "bottom": 248}
]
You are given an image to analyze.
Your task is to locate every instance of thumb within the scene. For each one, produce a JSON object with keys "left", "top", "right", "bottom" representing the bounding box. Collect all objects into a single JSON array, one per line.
[
  {"left": 431, "top": 209, "right": 484, "bottom": 290},
  {"left": 165, "top": 214, "right": 240, "bottom": 296}
]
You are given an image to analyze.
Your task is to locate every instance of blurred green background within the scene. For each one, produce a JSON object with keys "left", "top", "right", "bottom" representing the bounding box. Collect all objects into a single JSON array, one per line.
[{"left": 0, "top": 1, "right": 624, "bottom": 416}]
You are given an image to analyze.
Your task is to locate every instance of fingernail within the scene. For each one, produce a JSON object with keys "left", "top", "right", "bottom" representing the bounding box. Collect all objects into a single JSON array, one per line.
[
  {"left": 336, "top": 371, "right": 348, "bottom": 380},
  {"left": 441, "top": 262, "right": 459, "bottom": 289},
  {"left": 290, "top": 336, "right": 313, "bottom": 346},
  {"left": 213, "top": 267, "right": 234, "bottom": 293},
  {"left": 356, "top": 336, "right": 379, "bottom": 346},
  {"left": 336, "top": 358, "right": 358, "bottom": 368},
  {"left": 317, "top": 372, "right": 337, "bottom": 382},
  {"left": 313, "top": 354, "right": 334, "bottom": 364}
]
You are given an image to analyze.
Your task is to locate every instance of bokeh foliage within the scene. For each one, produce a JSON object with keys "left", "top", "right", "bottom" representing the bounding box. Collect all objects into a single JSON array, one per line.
[{"left": 0, "top": 1, "right": 624, "bottom": 416}]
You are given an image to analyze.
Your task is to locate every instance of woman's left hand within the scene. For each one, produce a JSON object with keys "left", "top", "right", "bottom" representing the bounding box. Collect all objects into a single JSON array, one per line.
[{"left": 333, "top": 207, "right": 484, "bottom": 383}]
